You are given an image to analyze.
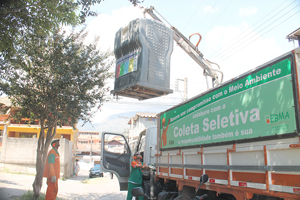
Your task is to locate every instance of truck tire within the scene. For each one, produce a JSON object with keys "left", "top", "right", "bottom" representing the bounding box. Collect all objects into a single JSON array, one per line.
[
  {"left": 179, "top": 186, "right": 195, "bottom": 200},
  {"left": 158, "top": 192, "right": 169, "bottom": 200},
  {"left": 157, "top": 192, "right": 179, "bottom": 200}
]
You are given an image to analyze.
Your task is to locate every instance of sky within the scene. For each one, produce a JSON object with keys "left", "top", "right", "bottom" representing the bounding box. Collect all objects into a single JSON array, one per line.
[{"left": 77, "top": 0, "right": 300, "bottom": 133}]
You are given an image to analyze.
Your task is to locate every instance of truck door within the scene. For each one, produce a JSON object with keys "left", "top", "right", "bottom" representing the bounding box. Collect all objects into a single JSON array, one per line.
[{"left": 101, "top": 132, "right": 131, "bottom": 190}]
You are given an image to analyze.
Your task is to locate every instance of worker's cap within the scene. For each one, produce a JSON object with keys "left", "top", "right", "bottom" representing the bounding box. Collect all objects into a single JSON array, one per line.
[
  {"left": 51, "top": 139, "right": 60, "bottom": 147},
  {"left": 134, "top": 152, "right": 141, "bottom": 156}
]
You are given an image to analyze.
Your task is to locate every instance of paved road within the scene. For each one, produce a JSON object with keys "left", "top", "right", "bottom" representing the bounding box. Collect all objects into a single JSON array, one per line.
[{"left": 0, "top": 167, "right": 127, "bottom": 200}]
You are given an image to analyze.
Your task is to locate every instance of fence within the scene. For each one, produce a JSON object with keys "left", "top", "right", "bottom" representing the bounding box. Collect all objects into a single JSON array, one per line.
[{"left": 0, "top": 130, "right": 74, "bottom": 178}]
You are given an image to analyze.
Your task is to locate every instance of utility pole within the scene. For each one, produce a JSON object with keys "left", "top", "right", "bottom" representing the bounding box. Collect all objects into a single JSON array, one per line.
[
  {"left": 175, "top": 78, "right": 188, "bottom": 101},
  {"left": 90, "top": 134, "right": 92, "bottom": 165}
]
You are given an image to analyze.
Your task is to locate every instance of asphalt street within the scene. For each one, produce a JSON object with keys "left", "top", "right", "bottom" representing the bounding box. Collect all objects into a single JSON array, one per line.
[{"left": 0, "top": 164, "right": 127, "bottom": 200}]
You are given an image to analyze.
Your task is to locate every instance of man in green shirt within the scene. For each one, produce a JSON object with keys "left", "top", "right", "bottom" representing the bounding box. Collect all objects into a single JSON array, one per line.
[{"left": 127, "top": 152, "right": 149, "bottom": 200}]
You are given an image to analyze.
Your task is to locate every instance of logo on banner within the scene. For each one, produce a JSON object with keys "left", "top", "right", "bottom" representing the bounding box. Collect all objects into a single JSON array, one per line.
[{"left": 265, "top": 112, "right": 290, "bottom": 124}]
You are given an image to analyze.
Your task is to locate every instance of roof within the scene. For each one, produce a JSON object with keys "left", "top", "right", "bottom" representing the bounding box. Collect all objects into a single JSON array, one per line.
[
  {"left": 0, "top": 96, "right": 12, "bottom": 107},
  {"left": 287, "top": 27, "right": 300, "bottom": 41},
  {"left": 108, "top": 139, "right": 124, "bottom": 145},
  {"left": 78, "top": 134, "right": 100, "bottom": 140},
  {"left": 128, "top": 112, "right": 157, "bottom": 124}
]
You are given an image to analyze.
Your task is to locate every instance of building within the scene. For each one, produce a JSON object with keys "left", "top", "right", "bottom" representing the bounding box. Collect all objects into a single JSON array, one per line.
[
  {"left": 0, "top": 96, "right": 79, "bottom": 178},
  {"left": 105, "top": 139, "right": 125, "bottom": 153},
  {"left": 127, "top": 112, "right": 157, "bottom": 150},
  {"left": 75, "top": 131, "right": 101, "bottom": 168},
  {"left": 0, "top": 97, "right": 78, "bottom": 143},
  {"left": 76, "top": 131, "right": 101, "bottom": 155}
]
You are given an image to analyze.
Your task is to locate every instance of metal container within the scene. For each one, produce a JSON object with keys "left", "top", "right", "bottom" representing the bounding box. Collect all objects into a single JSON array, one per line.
[{"left": 113, "top": 18, "right": 174, "bottom": 100}]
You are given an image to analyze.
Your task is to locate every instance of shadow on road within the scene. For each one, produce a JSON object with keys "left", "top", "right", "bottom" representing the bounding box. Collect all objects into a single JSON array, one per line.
[
  {"left": 0, "top": 187, "right": 31, "bottom": 200},
  {"left": 0, "top": 180, "right": 22, "bottom": 186}
]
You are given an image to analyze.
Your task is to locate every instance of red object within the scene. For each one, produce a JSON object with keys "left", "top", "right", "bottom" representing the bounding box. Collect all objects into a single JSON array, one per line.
[
  {"left": 239, "top": 182, "right": 247, "bottom": 187},
  {"left": 209, "top": 179, "right": 215, "bottom": 183},
  {"left": 293, "top": 188, "right": 300, "bottom": 194}
]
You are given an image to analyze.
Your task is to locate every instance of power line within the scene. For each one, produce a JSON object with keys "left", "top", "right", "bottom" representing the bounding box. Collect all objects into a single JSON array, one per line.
[
  {"left": 202, "top": 0, "right": 233, "bottom": 37},
  {"left": 182, "top": 0, "right": 204, "bottom": 32},
  {"left": 215, "top": 3, "right": 300, "bottom": 62},
  {"left": 214, "top": 1, "right": 299, "bottom": 61},
  {"left": 208, "top": 0, "right": 293, "bottom": 58},
  {"left": 217, "top": 9, "right": 300, "bottom": 63},
  {"left": 195, "top": 0, "right": 219, "bottom": 32}
]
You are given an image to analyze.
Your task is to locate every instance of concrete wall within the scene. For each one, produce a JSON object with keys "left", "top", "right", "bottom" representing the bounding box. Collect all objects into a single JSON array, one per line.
[
  {"left": 0, "top": 129, "right": 74, "bottom": 178},
  {"left": 1, "top": 137, "right": 38, "bottom": 164},
  {"left": 59, "top": 138, "right": 74, "bottom": 178}
]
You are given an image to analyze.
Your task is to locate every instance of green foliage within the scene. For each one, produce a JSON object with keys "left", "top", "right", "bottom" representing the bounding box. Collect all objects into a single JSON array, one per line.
[
  {"left": 1, "top": 28, "right": 113, "bottom": 127},
  {"left": 129, "top": 0, "right": 144, "bottom": 6},
  {"left": 0, "top": 0, "right": 116, "bottom": 63},
  {"left": 0, "top": 0, "right": 138, "bottom": 198},
  {"left": 0, "top": 0, "right": 142, "bottom": 61},
  {"left": 11, "top": 190, "right": 46, "bottom": 200},
  {"left": 0, "top": 0, "right": 78, "bottom": 60}
]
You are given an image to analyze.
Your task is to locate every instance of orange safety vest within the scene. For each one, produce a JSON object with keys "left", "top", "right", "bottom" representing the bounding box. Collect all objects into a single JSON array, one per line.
[{"left": 43, "top": 148, "right": 60, "bottom": 178}]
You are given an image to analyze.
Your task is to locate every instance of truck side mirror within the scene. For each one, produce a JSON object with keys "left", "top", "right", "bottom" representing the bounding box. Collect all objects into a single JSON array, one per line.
[
  {"left": 200, "top": 174, "right": 209, "bottom": 185},
  {"left": 196, "top": 174, "right": 209, "bottom": 192},
  {"left": 131, "top": 187, "right": 146, "bottom": 197}
]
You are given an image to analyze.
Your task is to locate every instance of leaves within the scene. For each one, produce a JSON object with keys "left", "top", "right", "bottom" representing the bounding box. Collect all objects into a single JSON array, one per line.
[
  {"left": 1, "top": 28, "right": 113, "bottom": 128},
  {"left": 0, "top": 0, "right": 100, "bottom": 60}
]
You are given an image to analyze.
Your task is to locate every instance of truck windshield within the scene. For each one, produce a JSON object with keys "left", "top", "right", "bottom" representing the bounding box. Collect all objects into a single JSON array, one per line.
[{"left": 104, "top": 133, "right": 129, "bottom": 154}]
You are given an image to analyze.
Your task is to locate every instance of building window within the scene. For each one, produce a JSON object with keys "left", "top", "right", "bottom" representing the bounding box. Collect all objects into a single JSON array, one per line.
[
  {"left": 19, "top": 133, "right": 37, "bottom": 138},
  {"left": 146, "top": 118, "right": 155, "bottom": 121}
]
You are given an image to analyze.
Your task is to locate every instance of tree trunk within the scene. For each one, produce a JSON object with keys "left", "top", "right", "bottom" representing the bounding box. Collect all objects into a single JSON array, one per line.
[{"left": 32, "top": 120, "right": 56, "bottom": 199}]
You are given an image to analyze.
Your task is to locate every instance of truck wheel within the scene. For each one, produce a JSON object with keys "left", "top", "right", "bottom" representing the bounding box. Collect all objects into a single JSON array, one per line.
[
  {"left": 179, "top": 186, "right": 195, "bottom": 200},
  {"left": 158, "top": 192, "right": 172, "bottom": 200},
  {"left": 169, "top": 193, "right": 178, "bottom": 200}
]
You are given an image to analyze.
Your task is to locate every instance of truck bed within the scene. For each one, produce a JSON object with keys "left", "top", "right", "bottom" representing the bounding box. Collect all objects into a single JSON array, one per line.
[{"left": 156, "top": 137, "right": 300, "bottom": 199}]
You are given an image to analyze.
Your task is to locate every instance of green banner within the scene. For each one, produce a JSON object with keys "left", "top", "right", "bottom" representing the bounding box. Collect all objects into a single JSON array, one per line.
[{"left": 160, "top": 58, "right": 297, "bottom": 149}]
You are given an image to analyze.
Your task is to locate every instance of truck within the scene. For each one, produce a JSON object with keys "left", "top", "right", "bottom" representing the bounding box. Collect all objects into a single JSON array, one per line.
[
  {"left": 102, "top": 47, "right": 300, "bottom": 200},
  {"left": 101, "top": 6, "right": 300, "bottom": 200}
]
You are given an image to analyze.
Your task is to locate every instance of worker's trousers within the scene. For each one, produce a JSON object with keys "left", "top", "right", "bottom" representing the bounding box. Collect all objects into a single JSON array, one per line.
[{"left": 45, "top": 178, "right": 58, "bottom": 200}]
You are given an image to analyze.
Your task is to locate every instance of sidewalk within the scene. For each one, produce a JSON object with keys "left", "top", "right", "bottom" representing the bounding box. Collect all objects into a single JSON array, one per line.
[
  {"left": 0, "top": 163, "right": 36, "bottom": 175},
  {"left": 0, "top": 163, "right": 127, "bottom": 200}
]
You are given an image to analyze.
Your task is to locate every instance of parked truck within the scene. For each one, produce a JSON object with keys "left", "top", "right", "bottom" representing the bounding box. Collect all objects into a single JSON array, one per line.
[{"left": 102, "top": 47, "right": 300, "bottom": 200}]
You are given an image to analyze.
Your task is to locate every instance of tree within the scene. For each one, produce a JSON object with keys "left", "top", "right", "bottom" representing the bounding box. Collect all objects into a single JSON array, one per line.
[
  {"left": 0, "top": 0, "right": 103, "bottom": 63},
  {"left": 0, "top": 28, "right": 113, "bottom": 198},
  {"left": 0, "top": 0, "right": 142, "bottom": 61}
]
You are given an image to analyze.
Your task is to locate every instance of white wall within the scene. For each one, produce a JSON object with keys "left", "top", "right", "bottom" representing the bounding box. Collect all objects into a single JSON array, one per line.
[
  {"left": 0, "top": 135, "right": 74, "bottom": 178},
  {"left": 130, "top": 117, "right": 157, "bottom": 138},
  {"left": 1, "top": 137, "right": 38, "bottom": 164}
]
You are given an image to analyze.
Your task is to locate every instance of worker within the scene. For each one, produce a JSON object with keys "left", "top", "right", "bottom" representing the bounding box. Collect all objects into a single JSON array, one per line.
[
  {"left": 43, "top": 139, "right": 60, "bottom": 200},
  {"left": 161, "top": 117, "right": 170, "bottom": 147},
  {"left": 127, "top": 152, "right": 149, "bottom": 200}
]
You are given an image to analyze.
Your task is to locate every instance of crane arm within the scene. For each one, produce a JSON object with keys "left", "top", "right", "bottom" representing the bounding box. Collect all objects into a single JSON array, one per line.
[{"left": 143, "top": 6, "right": 223, "bottom": 88}]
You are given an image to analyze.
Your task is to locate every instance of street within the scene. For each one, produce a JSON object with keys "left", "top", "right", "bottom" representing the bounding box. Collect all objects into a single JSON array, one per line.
[{"left": 0, "top": 164, "right": 127, "bottom": 200}]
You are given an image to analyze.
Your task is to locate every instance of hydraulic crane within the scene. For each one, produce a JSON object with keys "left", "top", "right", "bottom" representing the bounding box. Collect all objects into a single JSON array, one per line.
[{"left": 143, "top": 6, "right": 223, "bottom": 89}]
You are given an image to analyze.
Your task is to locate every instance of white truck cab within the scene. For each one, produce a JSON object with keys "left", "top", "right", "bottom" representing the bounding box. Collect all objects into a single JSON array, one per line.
[{"left": 101, "top": 126, "right": 157, "bottom": 190}]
